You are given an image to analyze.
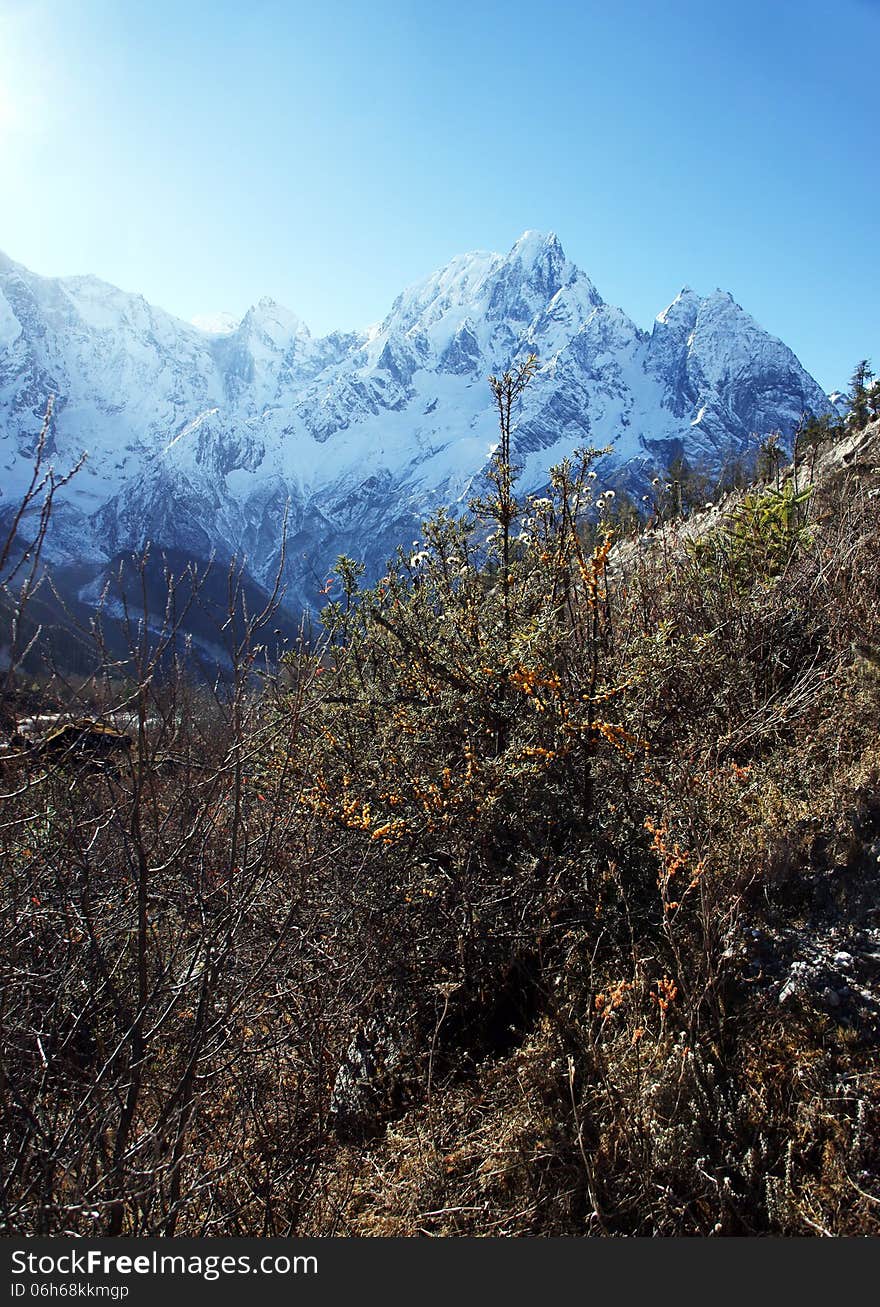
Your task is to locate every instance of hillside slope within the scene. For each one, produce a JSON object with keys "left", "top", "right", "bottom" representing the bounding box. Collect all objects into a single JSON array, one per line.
[{"left": 3, "top": 395, "right": 879, "bottom": 1236}]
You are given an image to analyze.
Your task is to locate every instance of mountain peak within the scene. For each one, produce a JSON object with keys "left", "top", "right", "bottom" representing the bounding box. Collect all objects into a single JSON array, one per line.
[
  {"left": 656, "top": 286, "right": 700, "bottom": 323},
  {"left": 480, "top": 228, "right": 590, "bottom": 323},
  {"left": 240, "top": 297, "right": 309, "bottom": 343},
  {"left": 508, "top": 229, "right": 566, "bottom": 265}
]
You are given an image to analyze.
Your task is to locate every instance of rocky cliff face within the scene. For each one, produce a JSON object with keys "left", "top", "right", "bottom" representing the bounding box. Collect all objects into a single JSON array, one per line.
[{"left": 0, "top": 233, "right": 832, "bottom": 610}]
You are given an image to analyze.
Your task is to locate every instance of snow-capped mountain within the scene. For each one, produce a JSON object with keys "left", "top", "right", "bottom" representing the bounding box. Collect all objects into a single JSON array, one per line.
[{"left": 0, "top": 232, "right": 832, "bottom": 610}]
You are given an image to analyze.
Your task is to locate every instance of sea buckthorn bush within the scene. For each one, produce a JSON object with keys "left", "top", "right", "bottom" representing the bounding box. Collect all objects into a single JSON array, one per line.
[{"left": 284, "top": 432, "right": 644, "bottom": 1094}]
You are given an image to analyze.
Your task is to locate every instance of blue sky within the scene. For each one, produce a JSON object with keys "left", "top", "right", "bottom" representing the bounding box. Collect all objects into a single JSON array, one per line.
[{"left": 0, "top": 0, "right": 876, "bottom": 391}]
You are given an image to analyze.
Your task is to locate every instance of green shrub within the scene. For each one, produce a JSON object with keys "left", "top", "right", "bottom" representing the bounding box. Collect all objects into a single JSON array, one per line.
[{"left": 690, "top": 481, "right": 813, "bottom": 588}]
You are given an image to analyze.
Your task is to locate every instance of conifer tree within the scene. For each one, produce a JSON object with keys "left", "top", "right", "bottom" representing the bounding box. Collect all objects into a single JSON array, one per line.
[{"left": 848, "top": 358, "right": 874, "bottom": 431}]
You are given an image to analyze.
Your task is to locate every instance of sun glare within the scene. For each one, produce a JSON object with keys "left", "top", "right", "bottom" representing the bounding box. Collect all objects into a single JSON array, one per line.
[{"left": 0, "top": 5, "right": 56, "bottom": 151}]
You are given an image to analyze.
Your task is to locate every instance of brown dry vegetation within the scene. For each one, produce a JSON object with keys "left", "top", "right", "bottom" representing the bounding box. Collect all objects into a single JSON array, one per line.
[{"left": 2, "top": 394, "right": 880, "bottom": 1237}]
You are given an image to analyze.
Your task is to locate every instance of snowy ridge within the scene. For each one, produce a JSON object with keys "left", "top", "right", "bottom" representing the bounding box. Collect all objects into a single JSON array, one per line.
[{"left": 0, "top": 232, "right": 832, "bottom": 609}]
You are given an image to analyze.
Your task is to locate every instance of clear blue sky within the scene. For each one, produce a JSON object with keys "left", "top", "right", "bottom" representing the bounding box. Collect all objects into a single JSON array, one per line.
[{"left": 1, "top": 0, "right": 877, "bottom": 391}]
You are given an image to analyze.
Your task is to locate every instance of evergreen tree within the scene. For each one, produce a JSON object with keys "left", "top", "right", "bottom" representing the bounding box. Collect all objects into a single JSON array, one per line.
[
  {"left": 795, "top": 409, "right": 843, "bottom": 456},
  {"left": 756, "top": 431, "right": 784, "bottom": 486},
  {"left": 848, "top": 359, "right": 874, "bottom": 431}
]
